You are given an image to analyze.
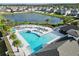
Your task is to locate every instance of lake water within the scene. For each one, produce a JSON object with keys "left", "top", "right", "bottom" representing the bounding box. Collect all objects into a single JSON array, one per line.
[{"left": 4, "top": 13, "right": 63, "bottom": 24}]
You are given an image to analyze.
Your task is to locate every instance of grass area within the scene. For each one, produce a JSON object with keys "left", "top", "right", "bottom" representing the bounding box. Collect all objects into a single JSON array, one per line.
[
  {"left": 14, "top": 19, "right": 64, "bottom": 28},
  {"left": 0, "top": 12, "right": 32, "bottom": 15},
  {"left": 14, "top": 21, "right": 54, "bottom": 28},
  {"left": 4, "top": 37, "right": 14, "bottom": 56},
  {"left": 0, "top": 14, "right": 5, "bottom": 19}
]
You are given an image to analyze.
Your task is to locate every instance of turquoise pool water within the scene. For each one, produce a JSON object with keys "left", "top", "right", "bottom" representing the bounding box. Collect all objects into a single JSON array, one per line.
[{"left": 19, "top": 31, "right": 59, "bottom": 53}]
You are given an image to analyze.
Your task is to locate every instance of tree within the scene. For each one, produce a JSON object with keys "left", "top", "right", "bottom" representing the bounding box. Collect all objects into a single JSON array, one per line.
[
  {"left": 0, "top": 19, "right": 13, "bottom": 33},
  {"left": 10, "top": 33, "right": 16, "bottom": 41},
  {"left": 0, "top": 19, "right": 6, "bottom": 24},
  {"left": 5, "top": 19, "right": 15, "bottom": 27},
  {"left": 13, "top": 39, "right": 21, "bottom": 52}
]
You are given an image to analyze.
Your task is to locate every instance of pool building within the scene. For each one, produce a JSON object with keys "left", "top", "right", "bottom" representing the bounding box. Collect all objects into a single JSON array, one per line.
[{"left": 9, "top": 25, "right": 65, "bottom": 56}]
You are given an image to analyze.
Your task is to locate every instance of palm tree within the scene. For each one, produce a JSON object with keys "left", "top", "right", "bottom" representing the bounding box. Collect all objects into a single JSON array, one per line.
[
  {"left": 0, "top": 19, "right": 11, "bottom": 31},
  {"left": 10, "top": 33, "right": 16, "bottom": 41},
  {"left": 13, "top": 39, "right": 21, "bottom": 52},
  {"left": 6, "top": 19, "right": 15, "bottom": 27},
  {"left": 0, "top": 19, "right": 6, "bottom": 24}
]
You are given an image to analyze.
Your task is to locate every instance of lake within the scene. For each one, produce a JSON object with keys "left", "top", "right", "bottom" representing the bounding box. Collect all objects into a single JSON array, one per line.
[{"left": 3, "top": 13, "right": 63, "bottom": 24}]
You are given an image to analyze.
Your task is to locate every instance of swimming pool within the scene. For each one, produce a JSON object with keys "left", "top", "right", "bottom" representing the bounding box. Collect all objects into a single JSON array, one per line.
[{"left": 19, "top": 31, "right": 61, "bottom": 53}]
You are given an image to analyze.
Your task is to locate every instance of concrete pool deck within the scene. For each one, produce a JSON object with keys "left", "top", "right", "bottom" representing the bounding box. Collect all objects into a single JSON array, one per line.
[
  {"left": 14, "top": 25, "right": 53, "bottom": 36},
  {"left": 7, "top": 35, "right": 25, "bottom": 56},
  {"left": 11, "top": 25, "right": 65, "bottom": 55},
  {"left": 9, "top": 25, "right": 54, "bottom": 55}
]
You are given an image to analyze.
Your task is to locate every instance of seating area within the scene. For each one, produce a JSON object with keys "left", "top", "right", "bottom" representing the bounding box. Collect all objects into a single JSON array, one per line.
[{"left": 13, "top": 25, "right": 53, "bottom": 36}]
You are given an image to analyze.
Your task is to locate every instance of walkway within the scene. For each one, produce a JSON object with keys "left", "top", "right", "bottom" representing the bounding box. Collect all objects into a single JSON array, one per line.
[{"left": 7, "top": 35, "right": 26, "bottom": 56}]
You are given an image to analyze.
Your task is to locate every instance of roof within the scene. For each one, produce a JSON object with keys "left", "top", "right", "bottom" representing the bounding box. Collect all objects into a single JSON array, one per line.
[
  {"left": 67, "top": 29, "right": 79, "bottom": 37},
  {"left": 60, "top": 25, "right": 79, "bottom": 32}
]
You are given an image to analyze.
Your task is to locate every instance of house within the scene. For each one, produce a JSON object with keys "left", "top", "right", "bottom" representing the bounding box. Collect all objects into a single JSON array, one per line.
[
  {"left": 70, "top": 9, "right": 78, "bottom": 16},
  {"left": 5, "top": 8, "right": 12, "bottom": 12},
  {"left": 65, "top": 10, "right": 71, "bottom": 16},
  {"left": 59, "top": 25, "right": 79, "bottom": 41},
  {"left": 10, "top": 6, "right": 18, "bottom": 12},
  {"left": 59, "top": 25, "right": 79, "bottom": 34},
  {"left": 67, "top": 29, "right": 79, "bottom": 40},
  {"left": 39, "top": 7, "right": 46, "bottom": 12},
  {"left": 55, "top": 8, "right": 67, "bottom": 15},
  {"left": 46, "top": 8, "right": 54, "bottom": 13},
  {"left": 0, "top": 6, "right": 6, "bottom": 12},
  {"left": 61, "top": 9, "right": 67, "bottom": 15},
  {"left": 75, "top": 11, "right": 79, "bottom": 18}
]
